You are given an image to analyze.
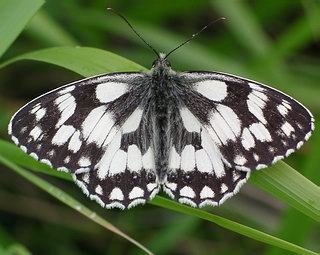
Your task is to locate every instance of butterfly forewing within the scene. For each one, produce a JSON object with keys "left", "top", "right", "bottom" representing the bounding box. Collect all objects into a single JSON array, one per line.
[{"left": 177, "top": 72, "right": 314, "bottom": 171}]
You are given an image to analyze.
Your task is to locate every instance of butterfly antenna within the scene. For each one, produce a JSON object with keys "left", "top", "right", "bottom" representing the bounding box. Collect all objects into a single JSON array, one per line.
[
  {"left": 107, "top": 8, "right": 160, "bottom": 58},
  {"left": 165, "top": 17, "right": 226, "bottom": 59}
]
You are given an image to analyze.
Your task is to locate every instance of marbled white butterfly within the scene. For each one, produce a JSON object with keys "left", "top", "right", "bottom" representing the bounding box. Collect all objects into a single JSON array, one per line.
[{"left": 8, "top": 12, "right": 314, "bottom": 210}]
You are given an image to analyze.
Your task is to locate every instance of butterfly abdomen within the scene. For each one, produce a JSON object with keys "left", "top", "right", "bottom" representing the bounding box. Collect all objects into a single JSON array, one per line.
[{"left": 150, "top": 68, "right": 176, "bottom": 182}]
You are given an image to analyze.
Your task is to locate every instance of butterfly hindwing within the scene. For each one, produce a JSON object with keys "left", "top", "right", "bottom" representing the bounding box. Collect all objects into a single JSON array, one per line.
[
  {"left": 163, "top": 109, "right": 249, "bottom": 207},
  {"left": 176, "top": 72, "right": 314, "bottom": 171},
  {"left": 73, "top": 114, "right": 160, "bottom": 209},
  {"left": 9, "top": 72, "right": 160, "bottom": 209}
]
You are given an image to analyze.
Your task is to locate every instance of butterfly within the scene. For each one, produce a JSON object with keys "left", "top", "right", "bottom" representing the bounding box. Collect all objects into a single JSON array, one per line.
[
  {"left": 8, "top": 10, "right": 314, "bottom": 209},
  {"left": 8, "top": 51, "right": 314, "bottom": 209}
]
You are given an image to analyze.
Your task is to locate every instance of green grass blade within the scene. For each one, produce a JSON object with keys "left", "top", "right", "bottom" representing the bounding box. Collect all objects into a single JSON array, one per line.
[
  {"left": 25, "top": 10, "right": 78, "bottom": 46},
  {"left": 250, "top": 161, "right": 320, "bottom": 222},
  {"left": 211, "top": 0, "right": 270, "bottom": 57},
  {"left": 273, "top": 3, "right": 320, "bottom": 58},
  {"left": 0, "top": 0, "right": 44, "bottom": 57},
  {"left": 0, "top": 139, "right": 70, "bottom": 180},
  {"left": 265, "top": 129, "right": 320, "bottom": 255},
  {"left": 0, "top": 154, "right": 153, "bottom": 255},
  {"left": 150, "top": 197, "right": 318, "bottom": 255}
]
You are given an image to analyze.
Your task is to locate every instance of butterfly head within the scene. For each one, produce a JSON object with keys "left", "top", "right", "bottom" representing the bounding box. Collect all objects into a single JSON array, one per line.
[{"left": 151, "top": 53, "right": 172, "bottom": 72}]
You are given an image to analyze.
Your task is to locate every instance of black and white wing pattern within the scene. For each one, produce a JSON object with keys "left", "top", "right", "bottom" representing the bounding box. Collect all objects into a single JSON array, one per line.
[
  {"left": 9, "top": 73, "right": 160, "bottom": 209},
  {"left": 177, "top": 72, "right": 314, "bottom": 171},
  {"left": 163, "top": 71, "right": 314, "bottom": 207},
  {"left": 163, "top": 108, "right": 250, "bottom": 207}
]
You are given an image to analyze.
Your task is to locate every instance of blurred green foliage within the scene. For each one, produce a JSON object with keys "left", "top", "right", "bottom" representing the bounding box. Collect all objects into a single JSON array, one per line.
[{"left": 0, "top": 0, "right": 319, "bottom": 255}]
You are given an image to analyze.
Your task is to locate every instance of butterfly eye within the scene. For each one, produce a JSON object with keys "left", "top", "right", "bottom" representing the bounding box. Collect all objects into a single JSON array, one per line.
[
  {"left": 165, "top": 60, "right": 171, "bottom": 67},
  {"left": 151, "top": 59, "right": 158, "bottom": 67}
]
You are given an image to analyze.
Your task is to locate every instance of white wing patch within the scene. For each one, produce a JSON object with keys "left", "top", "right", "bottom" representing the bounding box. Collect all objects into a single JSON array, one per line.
[
  {"left": 95, "top": 82, "right": 128, "bottom": 103},
  {"left": 195, "top": 80, "right": 228, "bottom": 102}
]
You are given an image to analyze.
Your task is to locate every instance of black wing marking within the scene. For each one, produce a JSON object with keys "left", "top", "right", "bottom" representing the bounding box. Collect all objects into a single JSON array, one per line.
[
  {"left": 163, "top": 110, "right": 249, "bottom": 207},
  {"left": 73, "top": 113, "right": 160, "bottom": 209},
  {"left": 9, "top": 72, "right": 160, "bottom": 209},
  {"left": 176, "top": 71, "right": 314, "bottom": 171}
]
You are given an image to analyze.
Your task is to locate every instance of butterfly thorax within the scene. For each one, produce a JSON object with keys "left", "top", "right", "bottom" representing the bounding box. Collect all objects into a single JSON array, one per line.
[{"left": 150, "top": 55, "right": 176, "bottom": 182}]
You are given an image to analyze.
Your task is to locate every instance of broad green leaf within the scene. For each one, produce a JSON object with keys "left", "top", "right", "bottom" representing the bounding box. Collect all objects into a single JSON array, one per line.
[
  {"left": 0, "top": 154, "right": 153, "bottom": 255},
  {"left": 0, "top": 0, "right": 44, "bottom": 57},
  {"left": 0, "top": 47, "right": 146, "bottom": 76}
]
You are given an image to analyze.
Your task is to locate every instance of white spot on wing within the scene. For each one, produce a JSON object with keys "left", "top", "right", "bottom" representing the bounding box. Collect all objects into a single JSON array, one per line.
[
  {"left": 241, "top": 127, "right": 255, "bottom": 150},
  {"left": 234, "top": 155, "right": 247, "bottom": 165},
  {"left": 56, "top": 96, "right": 76, "bottom": 128},
  {"left": 122, "top": 108, "right": 143, "bottom": 134},
  {"left": 109, "top": 187, "right": 124, "bottom": 200},
  {"left": 201, "top": 130, "right": 225, "bottom": 177},
  {"left": 281, "top": 122, "right": 294, "bottom": 136},
  {"left": 35, "top": 108, "right": 46, "bottom": 121},
  {"left": 249, "top": 123, "right": 272, "bottom": 142},
  {"left": 200, "top": 186, "right": 215, "bottom": 199},
  {"left": 168, "top": 147, "right": 181, "bottom": 170},
  {"left": 97, "top": 132, "right": 122, "bottom": 179},
  {"left": 180, "top": 107, "right": 201, "bottom": 132},
  {"left": 94, "top": 185, "right": 103, "bottom": 195},
  {"left": 277, "top": 104, "right": 288, "bottom": 116},
  {"left": 30, "top": 126, "right": 42, "bottom": 140},
  {"left": 109, "top": 150, "right": 127, "bottom": 175},
  {"left": 165, "top": 182, "right": 177, "bottom": 191},
  {"left": 59, "top": 85, "right": 75, "bottom": 95},
  {"left": 209, "top": 105, "right": 241, "bottom": 143},
  {"left": 221, "top": 183, "right": 228, "bottom": 193},
  {"left": 247, "top": 90, "right": 268, "bottom": 124},
  {"left": 79, "top": 156, "right": 91, "bottom": 167},
  {"left": 129, "top": 187, "right": 144, "bottom": 199},
  {"left": 195, "top": 149, "right": 213, "bottom": 173},
  {"left": 195, "top": 80, "right": 227, "bottom": 102},
  {"left": 142, "top": 147, "right": 155, "bottom": 170},
  {"left": 83, "top": 107, "right": 114, "bottom": 147},
  {"left": 147, "top": 183, "right": 157, "bottom": 192},
  {"left": 30, "top": 104, "right": 41, "bottom": 114},
  {"left": 181, "top": 145, "right": 195, "bottom": 172},
  {"left": 52, "top": 125, "right": 75, "bottom": 146},
  {"left": 96, "top": 82, "right": 128, "bottom": 103},
  {"left": 127, "top": 144, "right": 142, "bottom": 172},
  {"left": 179, "top": 186, "right": 196, "bottom": 198},
  {"left": 68, "top": 130, "right": 82, "bottom": 153}
]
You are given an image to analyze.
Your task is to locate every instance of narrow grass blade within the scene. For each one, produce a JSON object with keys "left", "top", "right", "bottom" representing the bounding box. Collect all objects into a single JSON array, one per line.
[
  {"left": 25, "top": 10, "right": 78, "bottom": 46},
  {"left": 265, "top": 129, "right": 320, "bottom": 255},
  {"left": 250, "top": 161, "right": 320, "bottom": 223},
  {"left": 0, "top": 0, "right": 44, "bottom": 57},
  {"left": 150, "top": 197, "right": 318, "bottom": 255},
  {"left": 0, "top": 154, "right": 153, "bottom": 255}
]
